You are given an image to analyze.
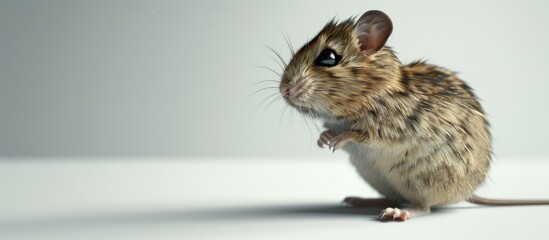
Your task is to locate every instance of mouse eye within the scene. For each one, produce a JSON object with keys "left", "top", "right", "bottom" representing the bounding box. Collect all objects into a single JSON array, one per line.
[{"left": 314, "top": 48, "right": 341, "bottom": 67}]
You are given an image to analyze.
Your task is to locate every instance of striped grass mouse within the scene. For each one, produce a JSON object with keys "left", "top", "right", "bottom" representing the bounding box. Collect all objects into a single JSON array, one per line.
[{"left": 277, "top": 10, "right": 549, "bottom": 221}]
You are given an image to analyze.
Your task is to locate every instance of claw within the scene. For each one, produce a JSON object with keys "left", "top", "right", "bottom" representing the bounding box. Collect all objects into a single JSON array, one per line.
[
  {"left": 317, "top": 139, "right": 325, "bottom": 148},
  {"left": 328, "top": 135, "right": 350, "bottom": 151},
  {"left": 319, "top": 130, "right": 355, "bottom": 152},
  {"left": 380, "top": 207, "right": 409, "bottom": 221},
  {"left": 392, "top": 208, "right": 401, "bottom": 220},
  {"left": 317, "top": 131, "right": 334, "bottom": 149},
  {"left": 380, "top": 207, "right": 393, "bottom": 219}
]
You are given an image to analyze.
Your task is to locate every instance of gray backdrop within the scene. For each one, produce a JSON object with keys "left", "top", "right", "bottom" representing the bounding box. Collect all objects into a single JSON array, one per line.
[{"left": 1, "top": 0, "right": 548, "bottom": 158}]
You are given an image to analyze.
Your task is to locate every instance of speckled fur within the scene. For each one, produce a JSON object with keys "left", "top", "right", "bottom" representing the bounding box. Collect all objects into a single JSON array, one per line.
[{"left": 280, "top": 17, "right": 491, "bottom": 210}]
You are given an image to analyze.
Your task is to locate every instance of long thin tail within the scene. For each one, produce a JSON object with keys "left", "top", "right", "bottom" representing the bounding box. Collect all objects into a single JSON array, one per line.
[{"left": 468, "top": 194, "right": 549, "bottom": 206}]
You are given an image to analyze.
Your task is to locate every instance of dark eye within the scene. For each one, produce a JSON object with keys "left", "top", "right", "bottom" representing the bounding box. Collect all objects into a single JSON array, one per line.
[{"left": 314, "top": 48, "right": 341, "bottom": 67}]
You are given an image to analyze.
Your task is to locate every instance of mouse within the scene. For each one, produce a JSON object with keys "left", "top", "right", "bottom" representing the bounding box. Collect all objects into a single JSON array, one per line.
[{"left": 277, "top": 10, "right": 549, "bottom": 221}]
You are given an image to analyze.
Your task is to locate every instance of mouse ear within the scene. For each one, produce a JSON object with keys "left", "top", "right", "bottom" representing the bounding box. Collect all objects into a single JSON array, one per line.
[{"left": 355, "top": 10, "right": 393, "bottom": 55}]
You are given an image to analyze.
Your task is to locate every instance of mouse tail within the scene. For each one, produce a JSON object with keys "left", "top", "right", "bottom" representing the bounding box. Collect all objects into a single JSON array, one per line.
[{"left": 468, "top": 194, "right": 549, "bottom": 206}]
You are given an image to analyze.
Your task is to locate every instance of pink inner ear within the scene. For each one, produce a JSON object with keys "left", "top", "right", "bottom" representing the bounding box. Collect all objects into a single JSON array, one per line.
[
  {"left": 355, "top": 10, "right": 393, "bottom": 54},
  {"left": 357, "top": 33, "right": 369, "bottom": 51}
]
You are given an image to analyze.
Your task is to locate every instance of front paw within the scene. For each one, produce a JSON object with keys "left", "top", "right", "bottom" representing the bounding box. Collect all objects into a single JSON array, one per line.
[
  {"left": 317, "top": 130, "right": 335, "bottom": 148},
  {"left": 328, "top": 133, "right": 354, "bottom": 151},
  {"left": 317, "top": 131, "right": 356, "bottom": 151}
]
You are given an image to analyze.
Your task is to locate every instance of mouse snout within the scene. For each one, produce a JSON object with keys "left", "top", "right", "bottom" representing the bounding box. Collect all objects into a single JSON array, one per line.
[
  {"left": 280, "top": 81, "right": 307, "bottom": 102},
  {"left": 280, "top": 83, "right": 290, "bottom": 98}
]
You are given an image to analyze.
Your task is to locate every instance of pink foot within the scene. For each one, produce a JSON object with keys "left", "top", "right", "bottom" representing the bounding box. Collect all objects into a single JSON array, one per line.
[
  {"left": 380, "top": 207, "right": 410, "bottom": 221},
  {"left": 379, "top": 205, "right": 430, "bottom": 221}
]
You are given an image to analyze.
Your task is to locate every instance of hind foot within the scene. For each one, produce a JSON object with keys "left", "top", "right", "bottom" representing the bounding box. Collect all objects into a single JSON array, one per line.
[
  {"left": 379, "top": 205, "right": 430, "bottom": 221},
  {"left": 380, "top": 208, "right": 410, "bottom": 221}
]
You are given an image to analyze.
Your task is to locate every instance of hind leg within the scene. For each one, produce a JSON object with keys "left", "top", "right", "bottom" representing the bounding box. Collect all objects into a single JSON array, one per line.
[{"left": 380, "top": 204, "right": 430, "bottom": 221}]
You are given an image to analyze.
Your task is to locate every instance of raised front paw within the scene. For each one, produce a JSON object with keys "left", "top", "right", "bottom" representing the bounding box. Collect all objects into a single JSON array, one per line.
[
  {"left": 328, "top": 133, "right": 354, "bottom": 151},
  {"left": 317, "top": 130, "right": 335, "bottom": 148},
  {"left": 317, "top": 131, "right": 358, "bottom": 151}
]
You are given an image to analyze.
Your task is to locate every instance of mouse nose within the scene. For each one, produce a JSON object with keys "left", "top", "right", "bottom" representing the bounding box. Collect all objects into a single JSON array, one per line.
[{"left": 280, "top": 84, "right": 290, "bottom": 98}]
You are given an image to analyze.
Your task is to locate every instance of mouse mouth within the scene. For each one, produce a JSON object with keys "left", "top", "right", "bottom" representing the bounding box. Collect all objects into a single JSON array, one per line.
[
  {"left": 282, "top": 90, "right": 317, "bottom": 114},
  {"left": 282, "top": 96, "right": 309, "bottom": 112},
  {"left": 282, "top": 95, "right": 330, "bottom": 120},
  {"left": 283, "top": 98, "right": 309, "bottom": 111},
  {"left": 294, "top": 104, "right": 320, "bottom": 117},
  {"left": 280, "top": 79, "right": 333, "bottom": 118}
]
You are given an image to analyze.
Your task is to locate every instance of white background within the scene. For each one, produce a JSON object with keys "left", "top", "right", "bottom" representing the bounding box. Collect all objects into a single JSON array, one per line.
[{"left": 1, "top": 0, "right": 548, "bottom": 158}]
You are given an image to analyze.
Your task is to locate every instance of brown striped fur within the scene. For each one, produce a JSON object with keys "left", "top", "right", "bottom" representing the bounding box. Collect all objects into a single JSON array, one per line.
[{"left": 279, "top": 11, "right": 492, "bottom": 219}]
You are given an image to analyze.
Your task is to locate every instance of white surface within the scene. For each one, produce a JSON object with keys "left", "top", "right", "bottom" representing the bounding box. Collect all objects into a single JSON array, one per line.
[{"left": 1, "top": 158, "right": 548, "bottom": 240}]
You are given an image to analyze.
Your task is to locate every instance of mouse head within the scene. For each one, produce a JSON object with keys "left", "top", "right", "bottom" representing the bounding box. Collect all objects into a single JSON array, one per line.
[{"left": 279, "top": 10, "right": 403, "bottom": 120}]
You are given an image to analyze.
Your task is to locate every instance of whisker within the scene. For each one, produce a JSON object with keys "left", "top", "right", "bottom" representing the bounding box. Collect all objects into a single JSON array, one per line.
[
  {"left": 268, "top": 56, "right": 285, "bottom": 71},
  {"left": 257, "top": 92, "right": 281, "bottom": 109},
  {"left": 266, "top": 45, "right": 288, "bottom": 69},
  {"left": 306, "top": 108, "right": 321, "bottom": 133},
  {"left": 246, "top": 79, "right": 280, "bottom": 89},
  {"left": 300, "top": 108, "right": 313, "bottom": 149},
  {"left": 283, "top": 34, "right": 295, "bottom": 56},
  {"left": 255, "top": 65, "right": 282, "bottom": 78},
  {"left": 300, "top": 104, "right": 318, "bottom": 134},
  {"left": 247, "top": 86, "right": 279, "bottom": 98},
  {"left": 279, "top": 104, "right": 289, "bottom": 127},
  {"left": 308, "top": 98, "right": 328, "bottom": 116},
  {"left": 265, "top": 95, "right": 283, "bottom": 111},
  {"left": 290, "top": 106, "right": 295, "bottom": 125}
]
